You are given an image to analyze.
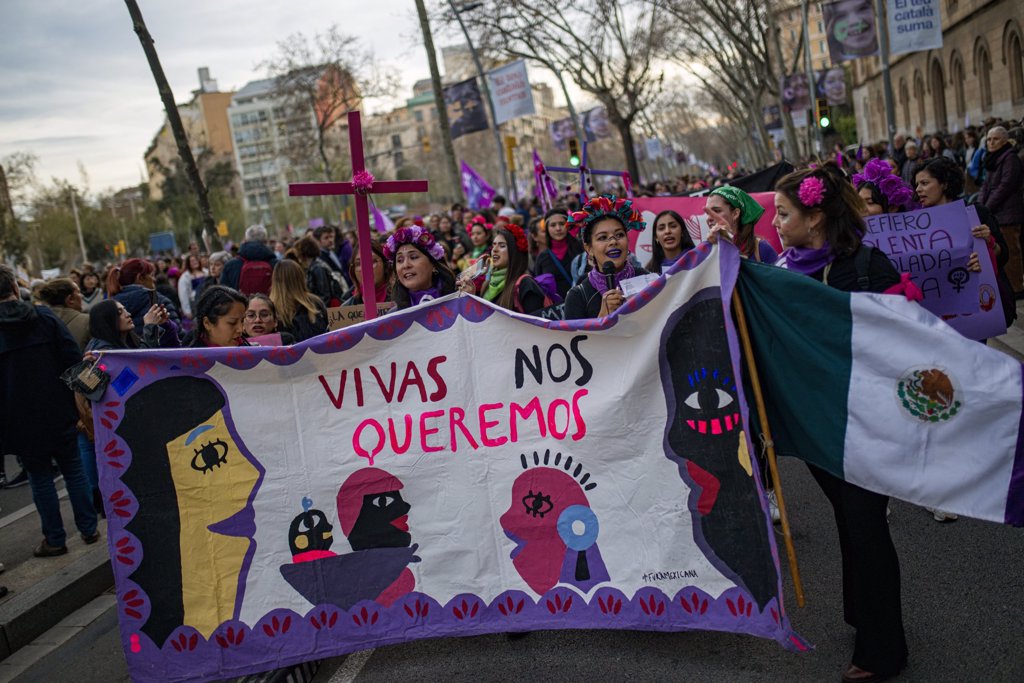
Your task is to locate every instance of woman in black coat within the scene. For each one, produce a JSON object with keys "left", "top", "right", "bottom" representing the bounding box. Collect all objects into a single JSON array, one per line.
[
  {"left": 774, "top": 167, "right": 906, "bottom": 683},
  {"left": 562, "top": 196, "right": 649, "bottom": 320}
]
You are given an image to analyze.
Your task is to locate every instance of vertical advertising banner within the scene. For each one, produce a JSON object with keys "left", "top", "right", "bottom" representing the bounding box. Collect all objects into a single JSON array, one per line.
[
  {"left": 444, "top": 78, "right": 489, "bottom": 140},
  {"left": 487, "top": 60, "right": 535, "bottom": 125},
  {"left": 822, "top": 0, "right": 880, "bottom": 63},
  {"left": 887, "top": 0, "right": 943, "bottom": 55}
]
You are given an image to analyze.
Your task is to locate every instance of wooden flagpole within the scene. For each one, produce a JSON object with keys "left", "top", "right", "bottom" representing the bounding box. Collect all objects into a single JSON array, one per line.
[{"left": 731, "top": 287, "right": 806, "bottom": 608}]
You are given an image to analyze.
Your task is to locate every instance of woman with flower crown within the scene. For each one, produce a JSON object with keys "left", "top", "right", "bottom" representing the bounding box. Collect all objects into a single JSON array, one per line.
[
  {"left": 562, "top": 195, "right": 649, "bottom": 320},
  {"left": 773, "top": 167, "right": 908, "bottom": 683},
  {"left": 852, "top": 158, "right": 918, "bottom": 216},
  {"left": 456, "top": 223, "right": 547, "bottom": 314},
  {"left": 384, "top": 226, "right": 458, "bottom": 310}
]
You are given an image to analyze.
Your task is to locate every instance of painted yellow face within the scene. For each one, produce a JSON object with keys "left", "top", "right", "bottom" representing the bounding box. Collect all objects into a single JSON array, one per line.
[{"left": 165, "top": 408, "right": 260, "bottom": 636}]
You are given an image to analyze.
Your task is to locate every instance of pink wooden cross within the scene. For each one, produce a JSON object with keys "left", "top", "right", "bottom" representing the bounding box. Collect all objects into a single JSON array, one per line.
[{"left": 289, "top": 110, "right": 428, "bottom": 321}]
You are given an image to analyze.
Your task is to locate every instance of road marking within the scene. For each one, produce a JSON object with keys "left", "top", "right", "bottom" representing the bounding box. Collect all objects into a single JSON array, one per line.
[
  {"left": 0, "top": 488, "right": 67, "bottom": 529},
  {"left": 329, "top": 648, "right": 374, "bottom": 683}
]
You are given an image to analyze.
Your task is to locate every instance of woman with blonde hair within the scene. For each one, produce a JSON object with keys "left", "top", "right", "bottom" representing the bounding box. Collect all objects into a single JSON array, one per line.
[{"left": 270, "top": 259, "right": 327, "bottom": 342}]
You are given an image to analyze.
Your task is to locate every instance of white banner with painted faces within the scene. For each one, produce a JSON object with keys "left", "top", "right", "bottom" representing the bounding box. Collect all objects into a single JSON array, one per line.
[{"left": 93, "top": 245, "right": 802, "bottom": 682}]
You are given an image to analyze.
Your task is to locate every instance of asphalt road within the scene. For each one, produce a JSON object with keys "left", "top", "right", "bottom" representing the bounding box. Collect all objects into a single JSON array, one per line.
[{"left": 17, "top": 456, "right": 1024, "bottom": 683}]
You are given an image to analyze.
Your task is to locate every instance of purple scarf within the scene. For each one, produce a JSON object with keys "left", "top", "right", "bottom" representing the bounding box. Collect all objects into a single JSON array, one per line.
[
  {"left": 410, "top": 284, "right": 442, "bottom": 306},
  {"left": 588, "top": 261, "right": 636, "bottom": 294},
  {"left": 778, "top": 244, "right": 833, "bottom": 275}
]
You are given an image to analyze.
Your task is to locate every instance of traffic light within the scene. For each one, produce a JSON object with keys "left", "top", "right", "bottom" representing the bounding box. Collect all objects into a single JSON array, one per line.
[
  {"left": 815, "top": 97, "right": 832, "bottom": 129},
  {"left": 568, "top": 138, "right": 581, "bottom": 167}
]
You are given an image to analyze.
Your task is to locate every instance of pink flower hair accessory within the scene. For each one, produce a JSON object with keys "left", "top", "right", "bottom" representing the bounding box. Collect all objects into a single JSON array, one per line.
[
  {"left": 798, "top": 176, "right": 826, "bottom": 207},
  {"left": 352, "top": 170, "right": 375, "bottom": 195}
]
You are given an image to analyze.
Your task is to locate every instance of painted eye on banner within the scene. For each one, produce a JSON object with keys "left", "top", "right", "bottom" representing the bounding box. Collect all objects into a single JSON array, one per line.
[
  {"left": 683, "top": 388, "right": 734, "bottom": 411},
  {"left": 191, "top": 439, "right": 228, "bottom": 474},
  {"left": 521, "top": 490, "right": 554, "bottom": 518},
  {"left": 371, "top": 494, "right": 396, "bottom": 509}
]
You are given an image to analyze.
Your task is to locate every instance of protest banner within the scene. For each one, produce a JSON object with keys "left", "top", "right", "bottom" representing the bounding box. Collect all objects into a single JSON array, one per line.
[
  {"left": 887, "top": 0, "right": 942, "bottom": 55},
  {"left": 935, "top": 205, "right": 1008, "bottom": 340},
  {"left": 326, "top": 303, "right": 397, "bottom": 330},
  {"left": 822, "top": 0, "right": 879, "bottom": 63},
  {"left": 487, "top": 60, "right": 535, "bottom": 125},
  {"left": 444, "top": 78, "right": 489, "bottom": 140},
  {"left": 631, "top": 195, "right": 782, "bottom": 263},
  {"left": 460, "top": 160, "right": 497, "bottom": 210},
  {"left": 864, "top": 201, "right": 976, "bottom": 315},
  {"left": 94, "top": 245, "right": 800, "bottom": 682}
]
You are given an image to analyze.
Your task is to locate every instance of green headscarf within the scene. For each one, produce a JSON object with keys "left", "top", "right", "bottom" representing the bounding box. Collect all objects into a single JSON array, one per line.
[
  {"left": 709, "top": 186, "right": 765, "bottom": 226},
  {"left": 483, "top": 268, "right": 507, "bottom": 301}
]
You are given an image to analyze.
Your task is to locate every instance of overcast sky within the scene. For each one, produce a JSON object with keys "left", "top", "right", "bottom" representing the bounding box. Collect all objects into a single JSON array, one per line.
[{"left": 0, "top": 0, "right": 469, "bottom": 196}]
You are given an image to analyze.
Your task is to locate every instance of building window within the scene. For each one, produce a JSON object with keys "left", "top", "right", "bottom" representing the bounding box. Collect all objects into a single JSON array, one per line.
[
  {"left": 975, "top": 40, "right": 993, "bottom": 111},
  {"left": 819, "top": 40, "right": 826, "bottom": 54},
  {"left": 391, "top": 134, "right": 402, "bottom": 149},
  {"left": 899, "top": 78, "right": 911, "bottom": 131},
  {"left": 1009, "top": 31, "right": 1024, "bottom": 102},
  {"left": 950, "top": 53, "right": 966, "bottom": 119},
  {"left": 913, "top": 70, "right": 926, "bottom": 126},
  {"left": 414, "top": 110, "right": 423, "bottom": 123},
  {"left": 929, "top": 58, "right": 947, "bottom": 129}
]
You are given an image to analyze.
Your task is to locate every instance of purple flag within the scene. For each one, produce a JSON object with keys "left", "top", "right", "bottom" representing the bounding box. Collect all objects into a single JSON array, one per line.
[
  {"left": 370, "top": 202, "right": 394, "bottom": 234},
  {"left": 460, "top": 160, "right": 496, "bottom": 211},
  {"left": 308, "top": 217, "right": 325, "bottom": 229}
]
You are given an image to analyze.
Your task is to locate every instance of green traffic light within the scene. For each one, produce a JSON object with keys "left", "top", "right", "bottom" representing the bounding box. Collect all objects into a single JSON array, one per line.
[
  {"left": 569, "top": 155, "right": 581, "bottom": 167},
  {"left": 819, "top": 116, "right": 831, "bottom": 128}
]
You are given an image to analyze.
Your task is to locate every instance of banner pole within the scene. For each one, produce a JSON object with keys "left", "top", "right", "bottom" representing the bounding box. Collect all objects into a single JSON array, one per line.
[{"left": 731, "top": 286, "right": 806, "bottom": 608}]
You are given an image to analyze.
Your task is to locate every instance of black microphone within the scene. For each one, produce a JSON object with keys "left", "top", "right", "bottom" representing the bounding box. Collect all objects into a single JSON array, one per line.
[{"left": 601, "top": 261, "right": 616, "bottom": 292}]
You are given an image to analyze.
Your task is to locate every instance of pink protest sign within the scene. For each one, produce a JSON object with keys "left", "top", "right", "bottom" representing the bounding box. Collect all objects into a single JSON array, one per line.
[{"left": 630, "top": 195, "right": 781, "bottom": 264}]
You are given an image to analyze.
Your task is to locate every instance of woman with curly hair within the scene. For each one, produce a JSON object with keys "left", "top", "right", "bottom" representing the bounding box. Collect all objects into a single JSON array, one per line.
[{"left": 563, "top": 195, "right": 649, "bottom": 320}]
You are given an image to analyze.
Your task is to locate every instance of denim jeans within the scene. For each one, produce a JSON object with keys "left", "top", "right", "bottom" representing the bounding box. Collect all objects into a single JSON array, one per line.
[
  {"left": 77, "top": 433, "right": 98, "bottom": 492},
  {"left": 23, "top": 431, "right": 98, "bottom": 548}
]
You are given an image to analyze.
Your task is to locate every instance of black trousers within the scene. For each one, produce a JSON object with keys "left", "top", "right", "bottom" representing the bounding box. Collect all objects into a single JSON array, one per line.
[{"left": 808, "top": 464, "right": 908, "bottom": 674}]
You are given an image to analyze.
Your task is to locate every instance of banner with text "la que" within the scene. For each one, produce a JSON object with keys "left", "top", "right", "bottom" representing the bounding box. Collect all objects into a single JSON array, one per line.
[{"left": 92, "top": 244, "right": 801, "bottom": 682}]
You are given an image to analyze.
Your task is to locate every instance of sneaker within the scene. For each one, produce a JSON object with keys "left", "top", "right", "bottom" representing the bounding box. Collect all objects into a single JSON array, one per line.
[
  {"left": 767, "top": 490, "right": 781, "bottom": 524},
  {"left": 3, "top": 470, "right": 28, "bottom": 488},
  {"left": 933, "top": 509, "right": 958, "bottom": 523},
  {"left": 82, "top": 531, "right": 101, "bottom": 545},
  {"left": 33, "top": 540, "right": 69, "bottom": 557}
]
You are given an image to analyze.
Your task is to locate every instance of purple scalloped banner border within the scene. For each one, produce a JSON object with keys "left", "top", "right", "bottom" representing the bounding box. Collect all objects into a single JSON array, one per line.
[{"left": 120, "top": 586, "right": 806, "bottom": 683}]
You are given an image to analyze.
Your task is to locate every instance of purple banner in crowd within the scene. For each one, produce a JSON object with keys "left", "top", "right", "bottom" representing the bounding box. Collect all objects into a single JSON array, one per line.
[
  {"left": 93, "top": 244, "right": 802, "bottom": 682},
  {"left": 864, "top": 201, "right": 976, "bottom": 315},
  {"left": 460, "top": 160, "right": 496, "bottom": 211}
]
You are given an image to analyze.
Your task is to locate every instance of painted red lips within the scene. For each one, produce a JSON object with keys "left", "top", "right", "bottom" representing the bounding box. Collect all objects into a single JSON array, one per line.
[{"left": 390, "top": 515, "right": 409, "bottom": 532}]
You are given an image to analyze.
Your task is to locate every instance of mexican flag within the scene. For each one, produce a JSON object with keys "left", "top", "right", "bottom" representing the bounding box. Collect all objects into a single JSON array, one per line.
[{"left": 735, "top": 260, "right": 1024, "bottom": 526}]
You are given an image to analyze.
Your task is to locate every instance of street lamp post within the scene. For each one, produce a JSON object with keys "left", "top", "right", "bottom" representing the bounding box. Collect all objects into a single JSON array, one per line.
[
  {"left": 448, "top": 1, "right": 514, "bottom": 202},
  {"left": 801, "top": 0, "right": 823, "bottom": 157}
]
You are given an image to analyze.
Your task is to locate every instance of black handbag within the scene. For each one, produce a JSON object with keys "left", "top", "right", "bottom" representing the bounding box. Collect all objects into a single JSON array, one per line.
[{"left": 61, "top": 358, "right": 111, "bottom": 402}]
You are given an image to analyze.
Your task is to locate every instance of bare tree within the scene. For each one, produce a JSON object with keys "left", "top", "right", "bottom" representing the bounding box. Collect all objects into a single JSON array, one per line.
[
  {"left": 455, "top": 0, "right": 669, "bottom": 184},
  {"left": 124, "top": 0, "right": 215, "bottom": 237},
  {"left": 262, "top": 27, "right": 399, "bottom": 184},
  {"left": 657, "top": 0, "right": 801, "bottom": 162}
]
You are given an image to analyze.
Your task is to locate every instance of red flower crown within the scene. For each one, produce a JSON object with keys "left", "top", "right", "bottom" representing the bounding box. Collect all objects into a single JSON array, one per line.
[{"left": 500, "top": 223, "right": 529, "bottom": 253}]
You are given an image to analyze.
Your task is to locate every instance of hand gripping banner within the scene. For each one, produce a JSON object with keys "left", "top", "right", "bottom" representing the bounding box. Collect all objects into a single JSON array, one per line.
[{"left": 93, "top": 244, "right": 804, "bottom": 682}]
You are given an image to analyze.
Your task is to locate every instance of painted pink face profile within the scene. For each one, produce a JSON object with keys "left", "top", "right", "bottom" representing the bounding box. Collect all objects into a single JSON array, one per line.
[{"left": 500, "top": 468, "right": 589, "bottom": 594}]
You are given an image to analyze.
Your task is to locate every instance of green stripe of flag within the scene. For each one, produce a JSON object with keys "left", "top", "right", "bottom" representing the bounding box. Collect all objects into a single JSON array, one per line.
[{"left": 736, "top": 261, "right": 852, "bottom": 478}]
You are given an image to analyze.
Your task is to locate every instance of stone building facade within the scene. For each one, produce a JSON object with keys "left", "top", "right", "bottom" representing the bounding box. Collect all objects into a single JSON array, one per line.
[{"left": 852, "top": 0, "right": 1024, "bottom": 142}]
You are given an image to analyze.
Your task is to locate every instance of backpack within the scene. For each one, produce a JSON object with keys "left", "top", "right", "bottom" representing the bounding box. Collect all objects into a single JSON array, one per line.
[
  {"left": 514, "top": 273, "right": 565, "bottom": 320},
  {"left": 238, "top": 258, "right": 273, "bottom": 296}
]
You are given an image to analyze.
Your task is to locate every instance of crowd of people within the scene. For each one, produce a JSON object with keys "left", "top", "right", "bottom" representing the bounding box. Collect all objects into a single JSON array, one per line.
[{"left": 4, "top": 111, "right": 1024, "bottom": 681}]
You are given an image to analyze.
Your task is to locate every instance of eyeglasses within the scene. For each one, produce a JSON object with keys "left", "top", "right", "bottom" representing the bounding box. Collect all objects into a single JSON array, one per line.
[{"left": 245, "top": 311, "right": 274, "bottom": 321}]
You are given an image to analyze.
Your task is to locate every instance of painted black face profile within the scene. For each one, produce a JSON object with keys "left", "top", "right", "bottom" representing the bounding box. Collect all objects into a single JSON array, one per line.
[
  {"left": 348, "top": 489, "right": 411, "bottom": 551},
  {"left": 288, "top": 507, "right": 334, "bottom": 557}
]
